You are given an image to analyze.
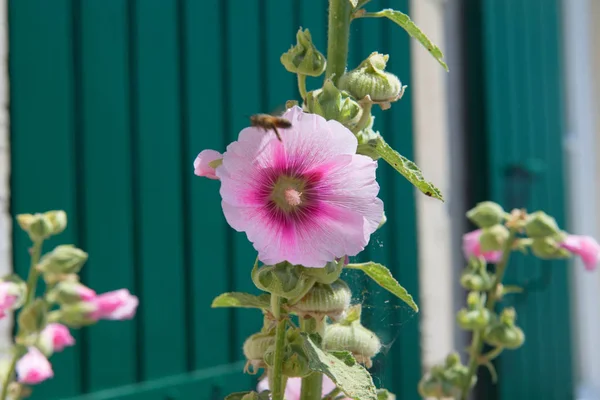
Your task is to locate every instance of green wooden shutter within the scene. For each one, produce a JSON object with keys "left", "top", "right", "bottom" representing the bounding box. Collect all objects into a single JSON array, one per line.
[
  {"left": 466, "top": 0, "right": 574, "bottom": 398},
  {"left": 9, "top": 0, "right": 421, "bottom": 398}
]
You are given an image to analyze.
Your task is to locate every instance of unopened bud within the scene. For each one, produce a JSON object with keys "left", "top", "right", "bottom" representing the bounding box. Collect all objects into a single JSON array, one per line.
[
  {"left": 338, "top": 52, "right": 406, "bottom": 110},
  {"left": 479, "top": 225, "right": 509, "bottom": 252},
  {"left": 531, "top": 236, "right": 570, "bottom": 259},
  {"left": 55, "top": 302, "right": 97, "bottom": 327},
  {"left": 44, "top": 210, "right": 67, "bottom": 236},
  {"left": 280, "top": 28, "right": 326, "bottom": 77},
  {"left": 17, "top": 213, "right": 53, "bottom": 241},
  {"left": 484, "top": 307, "right": 525, "bottom": 349},
  {"left": 289, "top": 279, "right": 351, "bottom": 320},
  {"left": 37, "top": 245, "right": 88, "bottom": 275},
  {"left": 305, "top": 79, "right": 362, "bottom": 128},
  {"left": 47, "top": 281, "right": 96, "bottom": 305},
  {"left": 466, "top": 201, "right": 505, "bottom": 228},
  {"left": 524, "top": 211, "right": 561, "bottom": 238}
]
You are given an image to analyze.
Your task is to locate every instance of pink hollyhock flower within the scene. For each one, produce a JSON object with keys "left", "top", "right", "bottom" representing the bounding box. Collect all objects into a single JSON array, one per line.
[
  {"left": 16, "top": 347, "right": 53, "bottom": 385},
  {"left": 560, "top": 235, "right": 600, "bottom": 271},
  {"left": 74, "top": 283, "right": 97, "bottom": 301},
  {"left": 257, "top": 375, "right": 348, "bottom": 399},
  {"left": 87, "top": 289, "right": 139, "bottom": 321},
  {"left": 40, "top": 323, "right": 75, "bottom": 353},
  {"left": 462, "top": 229, "right": 502, "bottom": 263},
  {"left": 194, "top": 149, "right": 222, "bottom": 180},
  {"left": 0, "top": 281, "right": 20, "bottom": 319},
  {"left": 213, "top": 106, "right": 383, "bottom": 268}
]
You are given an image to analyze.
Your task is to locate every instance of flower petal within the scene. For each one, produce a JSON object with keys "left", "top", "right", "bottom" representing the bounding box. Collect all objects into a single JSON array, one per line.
[{"left": 194, "top": 149, "right": 222, "bottom": 180}]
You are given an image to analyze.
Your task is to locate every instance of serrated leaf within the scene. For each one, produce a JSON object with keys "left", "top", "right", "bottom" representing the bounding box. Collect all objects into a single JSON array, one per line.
[
  {"left": 362, "top": 9, "right": 448, "bottom": 71},
  {"left": 211, "top": 292, "right": 270, "bottom": 309},
  {"left": 374, "top": 137, "right": 444, "bottom": 201},
  {"left": 301, "top": 334, "right": 377, "bottom": 400},
  {"left": 346, "top": 262, "right": 418, "bottom": 312}
]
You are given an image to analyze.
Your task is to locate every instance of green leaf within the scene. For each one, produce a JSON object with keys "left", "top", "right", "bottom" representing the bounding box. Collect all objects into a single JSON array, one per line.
[
  {"left": 211, "top": 292, "right": 270, "bottom": 309},
  {"left": 362, "top": 9, "right": 448, "bottom": 71},
  {"left": 374, "top": 136, "right": 444, "bottom": 201},
  {"left": 301, "top": 334, "right": 377, "bottom": 400},
  {"left": 346, "top": 262, "right": 418, "bottom": 312}
]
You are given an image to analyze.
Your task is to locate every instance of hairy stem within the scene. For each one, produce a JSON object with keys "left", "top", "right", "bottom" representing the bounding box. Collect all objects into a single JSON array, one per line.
[
  {"left": 460, "top": 230, "right": 517, "bottom": 400},
  {"left": 297, "top": 74, "right": 308, "bottom": 102},
  {"left": 1, "top": 240, "right": 44, "bottom": 400},
  {"left": 326, "top": 0, "right": 352, "bottom": 85},
  {"left": 271, "top": 295, "right": 287, "bottom": 400},
  {"left": 300, "top": 317, "right": 326, "bottom": 400}
]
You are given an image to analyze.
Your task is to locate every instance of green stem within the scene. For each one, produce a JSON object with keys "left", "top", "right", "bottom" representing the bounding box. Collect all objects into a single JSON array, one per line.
[
  {"left": 326, "top": 0, "right": 352, "bottom": 85},
  {"left": 323, "top": 387, "right": 342, "bottom": 400},
  {"left": 460, "top": 230, "right": 517, "bottom": 400},
  {"left": 351, "top": 101, "right": 373, "bottom": 134},
  {"left": 297, "top": 74, "right": 308, "bottom": 101},
  {"left": 300, "top": 317, "right": 325, "bottom": 400},
  {"left": 270, "top": 295, "right": 287, "bottom": 400},
  {"left": 1, "top": 240, "right": 44, "bottom": 400}
]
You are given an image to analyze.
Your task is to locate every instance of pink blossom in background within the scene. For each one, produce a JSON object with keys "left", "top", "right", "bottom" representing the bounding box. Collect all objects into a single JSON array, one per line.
[
  {"left": 0, "top": 281, "right": 19, "bottom": 319},
  {"left": 16, "top": 348, "right": 53, "bottom": 385},
  {"left": 194, "top": 149, "right": 222, "bottom": 180},
  {"left": 40, "top": 323, "right": 75, "bottom": 353},
  {"left": 257, "top": 375, "right": 348, "bottom": 399},
  {"left": 560, "top": 235, "right": 600, "bottom": 271},
  {"left": 87, "top": 289, "right": 139, "bottom": 321},
  {"left": 73, "top": 283, "right": 96, "bottom": 301},
  {"left": 462, "top": 229, "right": 503, "bottom": 263},
  {"left": 213, "top": 106, "right": 383, "bottom": 268}
]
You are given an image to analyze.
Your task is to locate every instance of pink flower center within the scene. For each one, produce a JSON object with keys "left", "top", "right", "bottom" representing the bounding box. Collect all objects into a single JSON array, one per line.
[{"left": 270, "top": 176, "right": 308, "bottom": 213}]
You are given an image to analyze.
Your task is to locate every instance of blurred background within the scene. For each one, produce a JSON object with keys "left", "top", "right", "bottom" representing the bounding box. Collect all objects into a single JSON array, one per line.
[{"left": 1, "top": 0, "right": 599, "bottom": 399}]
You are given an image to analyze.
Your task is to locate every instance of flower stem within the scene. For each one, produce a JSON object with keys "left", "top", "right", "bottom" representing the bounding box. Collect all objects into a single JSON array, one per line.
[
  {"left": 1, "top": 240, "right": 44, "bottom": 400},
  {"left": 297, "top": 74, "right": 308, "bottom": 102},
  {"left": 326, "top": 0, "right": 352, "bottom": 85},
  {"left": 271, "top": 295, "right": 287, "bottom": 400},
  {"left": 300, "top": 317, "right": 325, "bottom": 400},
  {"left": 460, "top": 230, "right": 517, "bottom": 400}
]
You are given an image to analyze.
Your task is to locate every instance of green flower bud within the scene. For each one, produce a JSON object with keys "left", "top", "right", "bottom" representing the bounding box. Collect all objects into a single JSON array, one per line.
[
  {"left": 54, "top": 302, "right": 97, "bottom": 327},
  {"left": 280, "top": 28, "right": 326, "bottom": 77},
  {"left": 323, "top": 305, "right": 381, "bottom": 368},
  {"left": 252, "top": 261, "right": 316, "bottom": 300},
  {"left": 37, "top": 245, "right": 88, "bottom": 275},
  {"left": 289, "top": 279, "right": 351, "bottom": 320},
  {"left": 243, "top": 331, "right": 275, "bottom": 373},
  {"left": 0, "top": 274, "right": 27, "bottom": 310},
  {"left": 18, "top": 299, "right": 47, "bottom": 334},
  {"left": 524, "top": 211, "right": 561, "bottom": 238},
  {"left": 484, "top": 308, "right": 525, "bottom": 349},
  {"left": 338, "top": 52, "right": 406, "bottom": 110},
  {"left": 305, "top": 79, "right": 362, "bottom": 128},
  {"left": 457, "top": 292, "right": 491, "bottom": 330},
  {"left": 16, "top": 213, "right": 53, "bottom": 241},
  {"left": 46, "top": 280, "right": 95, "bottom": 305},
  {"left": 44, "top": 210, "right": 67, "bottom": 236},
  {"left": 418, "top": 353, "right": 475, "bottom": 399},
  {"left": 460, "top": 257, "right": 494, "bottom": 291},
  {"left": 479, "top": 224, "right": 510, "bottom": 252},
  {"left": 530, "top": 235, "right": 570, "bottom": 259},
  {"left": 466, "top": 201, "right": 506, "bottom": 228},
  {"left": 299, "top": 258, "right": 344, "bottom": 285}
]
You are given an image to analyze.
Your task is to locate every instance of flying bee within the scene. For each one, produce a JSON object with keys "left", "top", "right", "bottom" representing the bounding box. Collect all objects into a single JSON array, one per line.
[{"left": 250, "top": 114, "right": 292, "bottom": 142}]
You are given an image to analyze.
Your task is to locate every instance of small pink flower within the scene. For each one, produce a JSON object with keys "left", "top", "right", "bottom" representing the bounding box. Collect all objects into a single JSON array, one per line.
[
  {"left": 194, "top": 149, "right": 222, "bottom": 180},
  {"left": 16, "top": 347, "right": 53, "bottom": 385},
  {"left": 0, "top": 281, "right": 20, "bottom": 319},
  {"left": 40, "top": 323, "right": 75, "bottom": 353},
  {"left": 560, "top": 235, "right": 600, "bottom": 271},
  {"left": 75, "top": 284, "right": 97, "bottom": 301},
  {"left": 88, "top": 289, "right": 139, "bottom": 321},
  {"left": 258, "top": 375, "right": 348, "bottom": 399},
  {"left": 215, "top": 106, "right": 383, "bottom": 268},
  {"left": 462, "top": 229, "right": 502, "bottom": 263}
]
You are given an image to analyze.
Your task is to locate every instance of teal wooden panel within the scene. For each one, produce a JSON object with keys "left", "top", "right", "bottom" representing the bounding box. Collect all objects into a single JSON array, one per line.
[
  {"left": 183, "top": 0, "right": 231, "bottom": 370},
  {"left": 132, "top": 0, "right": 187, "bottom": 379},
  {"left": 299, "top": 0, "right": 327, "bottom": 93},
  {"left": 8, "top": 0, "right": 82, "bottom": 397},
  {"left": 478, "top": 0, "right": 573, "bottom": 398},
  {"left": 385, "top": 1, "right": 422, "bottom": 398},
  {"left": 225, "top": 1, "right": 264, "bottom": 363},
  {"left": 79, "top": 0, "right": 138, "bottom": 391}
]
